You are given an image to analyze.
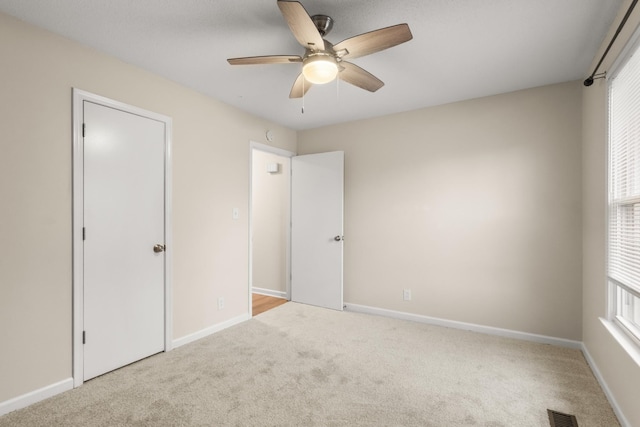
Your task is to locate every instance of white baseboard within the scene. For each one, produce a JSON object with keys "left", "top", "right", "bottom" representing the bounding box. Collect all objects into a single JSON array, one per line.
[
  {"left": 0, "top": 377, "right": 73, "bottom": 417},
  {"left": 252, "top": 287, "right": 287, "bottom": 299},
  {"left": 172, "top": 313, "right": 250, "bottom": 349},
  {"left": 581, "top": 343, "right": 630, "bottom": 427},
  {"left": 344, "top": 303, "right": 582, "bottom": 349}
]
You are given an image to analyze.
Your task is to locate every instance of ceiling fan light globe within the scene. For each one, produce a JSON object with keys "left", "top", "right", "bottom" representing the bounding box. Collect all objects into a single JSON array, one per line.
[{"left": 302, "top": 56, "right": 338, "bottom": 84}]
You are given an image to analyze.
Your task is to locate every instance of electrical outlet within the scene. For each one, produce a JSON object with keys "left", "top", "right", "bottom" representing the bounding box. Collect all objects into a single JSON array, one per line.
[
  {"left": 403, "top": 289, "right": 412, "bottom": 301},
  {"left": 218, "top": 297, "right": 225, "bottom": 310}
]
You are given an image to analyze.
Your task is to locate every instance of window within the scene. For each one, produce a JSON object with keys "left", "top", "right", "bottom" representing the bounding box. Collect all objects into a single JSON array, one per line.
[{"left": 608, "top": 38, "right": 640, "bottom": 347}]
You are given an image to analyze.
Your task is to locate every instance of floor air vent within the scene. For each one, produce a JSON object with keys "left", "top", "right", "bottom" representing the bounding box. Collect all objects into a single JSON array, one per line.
[{"left": 547, "top": 409, "right": 579, "bottom": 427}]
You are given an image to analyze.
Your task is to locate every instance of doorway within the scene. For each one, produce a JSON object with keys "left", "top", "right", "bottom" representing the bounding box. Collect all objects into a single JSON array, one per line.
[
  {"left": 72, "top": 89, "right": 173, "bottom": 386},
  {"left": 249, "top": 142, "right": 294, "bottom": 315},
  {"left": 249, "top": 143, "right": 345, "bottom": 315}
]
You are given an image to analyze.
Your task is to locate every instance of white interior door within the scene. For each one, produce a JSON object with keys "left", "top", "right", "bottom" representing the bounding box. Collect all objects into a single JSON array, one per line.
[
  {"left": 83, "top": 101, "right": 166, "bottom": 380},
  {"left": 291, "top": 151, "right": 344, "bottom": 310}
]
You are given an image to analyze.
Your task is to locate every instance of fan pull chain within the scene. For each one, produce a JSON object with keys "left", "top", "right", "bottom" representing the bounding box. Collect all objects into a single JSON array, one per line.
[{"left": 302, "top": 77, "right": 305, "bottom": 114}]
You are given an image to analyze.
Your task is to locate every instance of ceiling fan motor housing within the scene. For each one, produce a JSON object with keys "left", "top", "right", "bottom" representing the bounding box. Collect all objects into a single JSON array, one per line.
[{"left": 312, "top": 15, "right": 333, "bottom": 36}]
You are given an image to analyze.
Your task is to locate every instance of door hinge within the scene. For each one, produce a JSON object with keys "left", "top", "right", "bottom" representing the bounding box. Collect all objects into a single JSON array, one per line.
[
  {"left": 82, "top": 331, "right": 86, "bottom": 344},
  {"left": 82, "top": 123, "right": 85, "bottom": 137},
  {"left": 82, "top": 227, "right": 86, "bottom": 240}
]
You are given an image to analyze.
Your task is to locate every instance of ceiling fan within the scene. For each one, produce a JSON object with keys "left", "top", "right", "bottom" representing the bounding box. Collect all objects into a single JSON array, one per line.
[{"left": 227, "top": 0, "right": 413, "bottom": 98}]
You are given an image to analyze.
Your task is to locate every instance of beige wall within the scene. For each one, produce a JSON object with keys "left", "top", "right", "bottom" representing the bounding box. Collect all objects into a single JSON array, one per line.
[
  {"left": 582, "top": 1, "right": 640, "bottom": 425},
  {"left": 251, "top": 150, "right": 290, "bottom": 294},
  {"left": 0, "top": 12, "right": 295, "bottom": 403},
  {"left": 299, "top": 81, "right": 583, "bottom": 340}
]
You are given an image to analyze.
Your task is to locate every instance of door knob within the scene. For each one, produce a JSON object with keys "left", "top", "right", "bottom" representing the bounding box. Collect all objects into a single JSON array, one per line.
[
  {"left": 334, "top": 235, "right": 344, "bottom": 241},
  {"left": 153, "top": 244, "right": 166, "bottom": 253}
]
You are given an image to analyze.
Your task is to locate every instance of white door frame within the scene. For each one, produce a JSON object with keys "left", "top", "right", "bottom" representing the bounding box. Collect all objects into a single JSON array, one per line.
[
  {"left": 72, "top": 89, "right": 173, "bottom": 387},
  {"left": 248, "top": 141, "right": 295, "bottom": 315}
]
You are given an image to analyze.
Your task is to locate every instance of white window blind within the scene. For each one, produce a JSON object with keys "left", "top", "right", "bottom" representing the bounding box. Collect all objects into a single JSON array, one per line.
[{"left": 609, "top": 40, "right": 640, "bottom": 341}]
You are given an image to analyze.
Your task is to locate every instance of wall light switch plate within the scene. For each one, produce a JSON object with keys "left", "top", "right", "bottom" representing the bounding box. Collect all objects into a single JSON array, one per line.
[{"left": 232, "top": 208, "right": 239, "bottom": 220}]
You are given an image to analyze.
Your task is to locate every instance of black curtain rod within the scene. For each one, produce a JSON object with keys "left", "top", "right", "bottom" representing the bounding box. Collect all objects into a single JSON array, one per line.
[{"left": 584, "top": 0, "right": 639, "bottom": 86}]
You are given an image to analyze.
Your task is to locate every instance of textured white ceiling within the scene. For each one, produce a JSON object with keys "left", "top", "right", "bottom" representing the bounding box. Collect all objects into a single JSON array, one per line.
[{"left": 0, "top": 0, "right": 622, "bottom": 130}]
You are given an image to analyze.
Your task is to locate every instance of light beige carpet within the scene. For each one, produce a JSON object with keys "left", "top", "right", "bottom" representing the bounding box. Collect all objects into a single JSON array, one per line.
[{"left": 0, "top": 303, "right": 619, "bottom": 426}]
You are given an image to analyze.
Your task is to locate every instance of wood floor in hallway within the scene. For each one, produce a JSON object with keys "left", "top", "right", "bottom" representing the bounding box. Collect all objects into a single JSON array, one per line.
[{"left": 252, "top": 293, "right": 287, "bottom": 316}]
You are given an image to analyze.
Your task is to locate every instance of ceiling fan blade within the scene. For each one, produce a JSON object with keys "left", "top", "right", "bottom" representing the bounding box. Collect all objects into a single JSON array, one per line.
[
  {"left": 339, "top": 61, "right": 384, "bottom": 92},
  {"left": 227, "top": 55, "right": 302, "bottom": 65},
  {"left": 333, "top": 24, "right": 413, "bottom": 59},
  {"left": 277, "top": 0, "right": 325, "bottom": 51},
  {"left": 289, "top": 73, "right": 312, "bottom": 98}
]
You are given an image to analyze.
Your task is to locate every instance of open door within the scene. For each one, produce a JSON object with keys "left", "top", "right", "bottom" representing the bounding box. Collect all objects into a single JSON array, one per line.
[{"left": 291, "top": 151, "right": 344, "bottom": 310}]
